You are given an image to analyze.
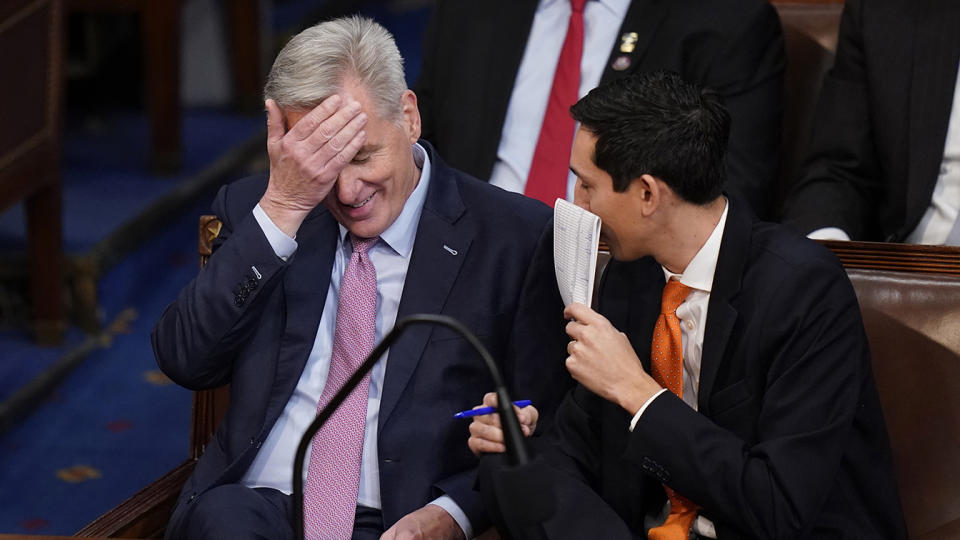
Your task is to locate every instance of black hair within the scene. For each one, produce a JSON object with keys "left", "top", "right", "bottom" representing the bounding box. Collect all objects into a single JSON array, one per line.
[{"left": 569, "top": 70, "right": 730, "bottom": 204}]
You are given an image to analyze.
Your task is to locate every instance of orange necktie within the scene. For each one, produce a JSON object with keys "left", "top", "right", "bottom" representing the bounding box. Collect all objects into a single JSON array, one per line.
[{"left": 648, "top": 279, "right": 698, "bottom": 540}]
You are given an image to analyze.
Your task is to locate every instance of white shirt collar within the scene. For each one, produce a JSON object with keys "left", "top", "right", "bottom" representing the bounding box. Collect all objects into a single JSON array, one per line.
[
  {"left": 661, "top": 199, "right": 729, "bottom": 293},
  {"left": 538, "top": 0, "right": 630, "bottom": 17}
]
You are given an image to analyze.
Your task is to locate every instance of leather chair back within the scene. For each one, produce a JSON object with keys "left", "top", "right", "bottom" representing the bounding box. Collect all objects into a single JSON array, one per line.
[{"left": 829, "top": 241, "right": 960, "bottom": 540}]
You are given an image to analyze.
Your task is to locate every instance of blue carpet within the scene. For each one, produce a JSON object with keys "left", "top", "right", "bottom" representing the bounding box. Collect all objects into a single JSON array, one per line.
[
  {"left": 0, "top": 108, "right": 262, "bottom": 255},
  {"left": 0, "top": 329, "right": 87, "bottom": 403},
  {"left": 0, "top": 204, "right": 199, "bottom": 535}
]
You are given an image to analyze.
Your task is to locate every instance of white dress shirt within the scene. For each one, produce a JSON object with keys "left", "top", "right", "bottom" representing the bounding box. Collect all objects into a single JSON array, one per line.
[
  {"left": 239, "top": 145, "right": 474, "bottom": 537},
  {"left": 628, "top": 200, "right": 729, "bottom": 539},
  {"left": 906, "top": 61, "right": 960, "bottom": 245},
  {"left": 489, "top": 0, "right": 630, "bottom": 200},
  {"left": 810, "top": 61, "right": 960, "bottom": 244}
]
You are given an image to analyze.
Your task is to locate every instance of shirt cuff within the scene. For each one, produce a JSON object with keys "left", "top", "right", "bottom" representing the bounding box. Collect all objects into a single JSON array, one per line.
[
  {"left": 807, "top": 227, "right": 851, "bottom": 241},
  {"left": 253, "top": 204, "right": 298, "bottom": 260},
  {"left": 628, "top": 389, "right": 669, "bottom": 432},
  {"left": 694, "top": 514, "right": 717, "bottom": 538},
  {"left": 428, "top": 496, "right": 472, "bottom": 540}
]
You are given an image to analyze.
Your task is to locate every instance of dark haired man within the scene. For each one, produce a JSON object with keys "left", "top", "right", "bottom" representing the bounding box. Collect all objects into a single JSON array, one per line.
[{"left": 470, "top": 71, "right": 907, "bottom": 539}]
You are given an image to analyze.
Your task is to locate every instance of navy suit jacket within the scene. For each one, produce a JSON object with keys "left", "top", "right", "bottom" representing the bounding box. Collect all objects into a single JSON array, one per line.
[
  {"left": 153, "top": 142, "right": 571, "bottom": 534},
  {"left": 488, "top": 196, "right": 907, "bottom": 539}
]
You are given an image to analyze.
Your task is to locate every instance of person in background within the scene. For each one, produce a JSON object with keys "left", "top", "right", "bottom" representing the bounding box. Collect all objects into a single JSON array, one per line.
[
  {"left": 782, "top": 0, "right": 960, "bottom": 244},
  {"left": 416, "top": 0, "right": 785, "bottom": 217},
  {"left": 469, "top": 71, "right": 907, "bottom": 539},
  {"left": 153, "top": 16, "right": 569, "bottom": 539}
]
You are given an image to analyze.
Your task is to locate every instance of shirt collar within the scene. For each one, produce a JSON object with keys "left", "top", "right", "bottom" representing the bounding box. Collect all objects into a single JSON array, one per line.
[
  {"left": 338, "top": 143, "right": 431, "bottom": 258},
  {"left": 538, "top": 0, "right": 628, "bottom": 15},
  {"left": 661, "top": 199, "right": 729, "bottom": 293}
]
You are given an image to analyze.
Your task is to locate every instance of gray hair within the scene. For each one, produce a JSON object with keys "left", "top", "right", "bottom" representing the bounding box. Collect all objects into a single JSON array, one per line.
[{"left": 264, "top": 16, "right": 407, "bottom": 119}]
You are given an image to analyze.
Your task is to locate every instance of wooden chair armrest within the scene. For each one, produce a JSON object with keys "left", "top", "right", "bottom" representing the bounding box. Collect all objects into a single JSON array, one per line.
[{"left": 75, "top": 459, "right": 196, "bottom": 538}]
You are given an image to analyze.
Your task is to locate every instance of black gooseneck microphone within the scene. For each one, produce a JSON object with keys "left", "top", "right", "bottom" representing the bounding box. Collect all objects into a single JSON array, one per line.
[{"left": 291, "top": 313, "right": 531, "bottom": 540}]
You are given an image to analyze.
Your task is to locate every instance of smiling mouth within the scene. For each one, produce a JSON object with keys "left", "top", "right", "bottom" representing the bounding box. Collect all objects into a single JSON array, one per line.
[{"left": 346, "top": 193, "right": 374, "bottom": 208}]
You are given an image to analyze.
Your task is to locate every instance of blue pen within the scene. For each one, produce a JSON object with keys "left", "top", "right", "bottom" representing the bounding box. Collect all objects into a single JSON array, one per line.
[{"left": 453, "top": 400, "right": 532, "bottom": 419}]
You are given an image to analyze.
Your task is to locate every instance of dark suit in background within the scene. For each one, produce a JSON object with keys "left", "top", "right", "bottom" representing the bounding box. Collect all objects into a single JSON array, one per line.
[
  {"left": 782, "top": 0, "right": 960, "bottom": 241},
  {"left": 518, "top": 197, "right": 907, "bottom": 538},
  {"left": 415, "top": 0, "right": 786, "bottom": 217},
  {"left": 154, "top": 142, "right": 571, "bottom": 535}
]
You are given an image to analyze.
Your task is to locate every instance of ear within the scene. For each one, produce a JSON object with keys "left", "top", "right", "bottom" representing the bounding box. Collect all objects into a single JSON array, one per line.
[
  {"left": 632, "top": 174, "right": 661, "bottom": 217},
  {"left": 400, "top": 90, "right": 421, "bottom": 143}
]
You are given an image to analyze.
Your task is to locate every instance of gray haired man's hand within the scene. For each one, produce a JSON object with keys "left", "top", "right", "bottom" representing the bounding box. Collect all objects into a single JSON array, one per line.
[{"left": 259, "top": 96, "right": 368, "bottom": 237}]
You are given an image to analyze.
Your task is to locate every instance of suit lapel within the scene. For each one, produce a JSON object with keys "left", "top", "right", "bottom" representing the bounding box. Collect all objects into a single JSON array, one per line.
[
  {"left": 263, "top": 208, "right": 339, "bottom": 428},
  {"left": 905, "top": 0, "right": 960, "bottom": 232},
  {"left": 599, "top": 0, "right": 665, "bottom": 85},
  {"left": 697, "top": 198, "right": 749, "bottom": 416},
  {"left": 378, "top": 147, "right": 473, "bottom": 428}
]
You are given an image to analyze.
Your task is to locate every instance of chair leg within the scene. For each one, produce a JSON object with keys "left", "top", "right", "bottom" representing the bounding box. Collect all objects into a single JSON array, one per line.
[
  {"left": 142, "top": 1, "right": 181, "bottom": 173},
  {"left": 25, "top": 178, "right": 64, "bottom": 345},
  {"left": 227, "top": 0, "right": 263, "bottom": 113}
]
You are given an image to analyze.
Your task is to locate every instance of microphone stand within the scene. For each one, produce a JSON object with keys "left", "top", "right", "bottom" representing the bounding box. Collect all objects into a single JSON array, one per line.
[{"left": 292, "top": 313, "right": 530, "bottom": 540}]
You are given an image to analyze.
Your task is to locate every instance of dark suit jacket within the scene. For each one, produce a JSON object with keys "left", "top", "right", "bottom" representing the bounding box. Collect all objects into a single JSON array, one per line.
[
  {"left": 782, "top": 0, "right": 960, "bottom": 242},
  {"left": 415, "top": 0, "right": 785, "bottom": 217},
  {"left": 512, "top": 197, "right": 907, "bottom": 539},
  {"left": 153, "top": 142, "right": 572, "bottom": 535}
]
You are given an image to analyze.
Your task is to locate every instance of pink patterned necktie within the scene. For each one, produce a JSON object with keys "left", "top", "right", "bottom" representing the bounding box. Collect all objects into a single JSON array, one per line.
[{"left": 304, "top": 234, "right": 379, "bottom": 540}]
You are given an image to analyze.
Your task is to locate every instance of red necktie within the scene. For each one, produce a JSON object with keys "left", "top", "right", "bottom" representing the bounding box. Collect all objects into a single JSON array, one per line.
[
  {"left": 648, "top": 279, "right": 699, "bottom": 540},
  {"left": 524, "top": 0, "right": 587, "bottom": 205},
  {"left": 304, "top": 235, "right": 378, "bottom": 539}
]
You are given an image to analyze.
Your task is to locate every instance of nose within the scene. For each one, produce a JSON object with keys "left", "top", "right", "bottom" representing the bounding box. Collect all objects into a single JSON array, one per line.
[
  {"left": 573, "top": 190, "right": 589, "bottom": 211},
  {"left": 335, "top": 168, "right": 364, "bottom": 203}
]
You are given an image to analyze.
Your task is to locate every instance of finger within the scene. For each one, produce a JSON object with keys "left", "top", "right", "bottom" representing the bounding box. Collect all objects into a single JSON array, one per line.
[
  {"left": 564, "top": 355, "right": 578, "bottom": 377},
  {"left": 482, "top": 392, "right": 498, "bottom": 407},
  {"left": 470, "top": 407, "right": 502, "bottom": 428},
  {"left": 515, "top": 407, "right": 538, "bottom": 436},
  {"left": 306, "top": 103, "right": 364, "bottom": 155},
  {"left": 288, "top": 94, "right": 345, "bottom": 141},
  {"left": 471, "top": 411, "right": 500, "bottom": 427},
  {"left": 564, "top": 302, "right": 603, "bottom": 324},
  {"left": 305, "top": 112, "right": 367, "bottom": 173},
  {"left": 516, "top": 405, "right": 539, "bottom": 427},
  {"left": 469, "top": 418, "right": 506, "bottom": 444},
  {"left": 566, "top": 319, "right": 587, "bottom": 340},
  {"left": 306, "top": 128, "right": 366, "bottom": 182},
  {"left": 265, "top": 99, "right": 286, "bottom": 146},
  {"left": 468, "top": 435, "right": 507, "bottom": 455},
  {"left": 379, "top": 525, "right": 396, "bottom": 540}
]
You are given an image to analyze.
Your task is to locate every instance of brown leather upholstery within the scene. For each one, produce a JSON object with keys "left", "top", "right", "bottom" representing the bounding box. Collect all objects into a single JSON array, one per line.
[{"left": 822, "top": 241, "right": 960, "bottom": 540}]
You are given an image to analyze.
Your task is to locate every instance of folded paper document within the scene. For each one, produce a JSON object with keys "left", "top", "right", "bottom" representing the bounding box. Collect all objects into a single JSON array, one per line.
[{"left": 553, "top": 198, "right": 602, "bottom": 308}]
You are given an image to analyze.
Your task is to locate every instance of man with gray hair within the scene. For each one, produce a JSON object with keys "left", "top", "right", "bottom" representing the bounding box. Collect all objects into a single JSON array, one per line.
[{"left": 153, "top": 15, "right": 570, "bottom": 539}]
